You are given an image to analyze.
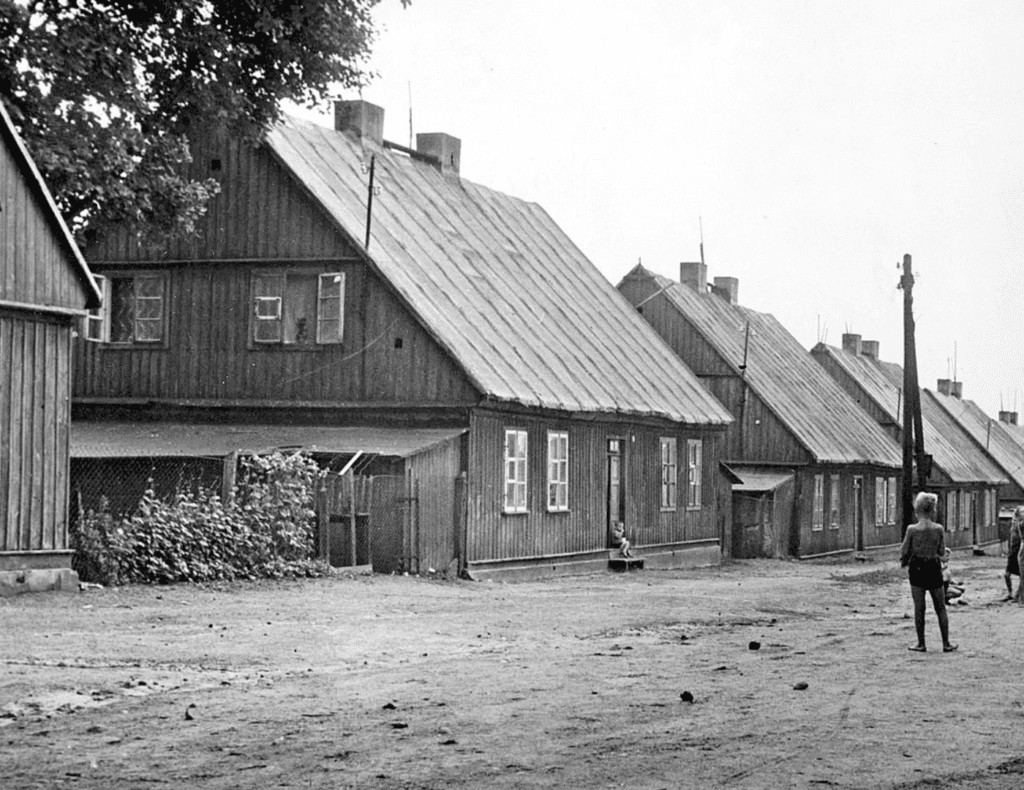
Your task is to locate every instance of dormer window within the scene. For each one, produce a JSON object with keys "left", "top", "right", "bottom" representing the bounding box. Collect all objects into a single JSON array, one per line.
[{"left": 251, "top": 270, "right": 344, "bottom": 346}]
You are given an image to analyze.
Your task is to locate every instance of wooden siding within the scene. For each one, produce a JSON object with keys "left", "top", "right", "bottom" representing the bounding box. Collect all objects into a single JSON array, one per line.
[
  {"left": 702, "top": 377, "right": 812, "bottom": 464},
  {"left": 793, "top": 466, "right": 903, "bottom": 557},
  {"left": 0, "top": 312, "right": 72, "bottom": 555},
  {"left": 0, "top": 135, "right": 89, "bottom": 310},
  {"left": 624, "top": 278, "right": 812, "bottom": 465},
  {"left": 86, "top": 136, "right": 353, "bottom": 264},
  {"left": 812, "top": 350, "right": 901, "bottom": 441},
  {"left": 74, "top": 260, "right": 479, "bottom": 405},
  {"left": 407, "top": 434, "right": 465, "bottom": 573},
  {"left": 466, "top": 409, "right": 724, "bottom": 563}
]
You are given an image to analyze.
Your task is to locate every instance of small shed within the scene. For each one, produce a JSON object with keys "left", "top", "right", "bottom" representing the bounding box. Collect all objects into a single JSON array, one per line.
[{"left": 0, "top": 102, "right": 102, "bottom": 594}]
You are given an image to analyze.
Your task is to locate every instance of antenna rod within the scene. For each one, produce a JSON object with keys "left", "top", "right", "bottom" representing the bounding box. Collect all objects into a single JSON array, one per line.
[
  {"left": 364, "top": 154, "right": 376, "bottom": 250},
  {"left": 408, "top": 81, "right": 414, "bottom": 149},
  {"left": 699, "top": 217, "right": 705, "bottom": 267}
]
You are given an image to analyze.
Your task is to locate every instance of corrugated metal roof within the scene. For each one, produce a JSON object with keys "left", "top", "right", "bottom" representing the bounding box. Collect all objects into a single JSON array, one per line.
[
  {"left": 814, "top": 345, "right": 1005, "bottom": 485},
  {"left": 0, "top": 100, "right": 102, "bottom": 310},
  {"left": 730, "top": 467, "right": 795, "bottom": 492},
  {"left": 71, "top": 423, "right": 466, "bottom": 459},
  {"left": 929, "top": 391, "right": 1024, "bottom": 489},
  {"left": 628, "top": 267, "right": 901, "bottom": 466},
  {"left": 263, "top": 118, "right": 731, "bottom": 427}
]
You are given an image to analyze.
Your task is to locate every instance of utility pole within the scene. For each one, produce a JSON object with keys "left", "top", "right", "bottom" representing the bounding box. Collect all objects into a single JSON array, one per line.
[{"left": 899, "top": 253, "right": 931, "bottom": 534}]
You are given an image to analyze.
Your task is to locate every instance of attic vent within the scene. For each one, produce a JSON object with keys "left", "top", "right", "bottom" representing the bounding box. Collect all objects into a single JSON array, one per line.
[
  {"left": 394, "top": 337, "right": 404, "bottom": 349},
  {"left": 210, "top": 159, "right": 222, "bottom": 172}
]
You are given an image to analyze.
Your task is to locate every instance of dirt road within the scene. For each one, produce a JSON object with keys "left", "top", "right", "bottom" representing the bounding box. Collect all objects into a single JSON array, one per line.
[{"left": 2, "top": 556, "right": 1022, "bottom": 789}]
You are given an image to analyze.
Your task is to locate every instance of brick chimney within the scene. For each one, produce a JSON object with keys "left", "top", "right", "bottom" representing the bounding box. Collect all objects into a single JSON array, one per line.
[
  {"left": 999, "top": 411, "right": 1019, "bottom": 426},
  {"left": 861, "top": 340, "right": 879, "bottom": 359},
  {"left": 334, "top": 100, "right": 385, "bottom": 145},
  {"left": 936, "top": 379, "right": 951, "bottom": 396},
  {"left": 841, "top": 333, "right": 862, "bottom": 355},
  {"left": 712, "top": 276, "right": 739, "bottom": 305},
  {"left": 680, "top": 262, "right": 707, "bottom": 292},
  {"left": 416, "top": 132, "right": 461, "bottom": 176},
  {"left": 950, "top": 381, "right": 963, "bottom": 399}
]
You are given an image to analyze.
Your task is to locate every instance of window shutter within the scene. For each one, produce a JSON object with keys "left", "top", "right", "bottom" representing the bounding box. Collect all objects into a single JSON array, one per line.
[
  {"left": 84, "top": 275, "right": 109, "bottom": 342},
  {"left": 253, "top": 274, "right": 284, "bottom": 343}
]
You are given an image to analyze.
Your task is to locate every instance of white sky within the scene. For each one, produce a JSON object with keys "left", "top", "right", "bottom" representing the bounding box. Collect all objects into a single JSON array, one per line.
[{"left": 300, "top": 0, "right": 1024, "bottom": 418}]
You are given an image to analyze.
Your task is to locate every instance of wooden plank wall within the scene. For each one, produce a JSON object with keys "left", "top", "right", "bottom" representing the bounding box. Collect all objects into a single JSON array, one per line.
[
  {"left": 86, "top": 135, "right": 350, "bottom": 264},
  {"left": 793, "top": 466, "right": 904, "bottom": 557},
  {"left": 406, "top": 435, "right": 464, "bottom": 573},
  {"left": 0, "top": 128, "right": 89, "bottom": 311},
  {"left": 74, "top": 260, "right": 479, "bottom": 405},
  {"left": 0, "top": 312, "right": 72, "bottom": 554},
  {"left": 812, "top": 351, "right": 900, "bottom": 441},
  {"left": 466, "top": 409, "right": 724, "bottom": 563}
]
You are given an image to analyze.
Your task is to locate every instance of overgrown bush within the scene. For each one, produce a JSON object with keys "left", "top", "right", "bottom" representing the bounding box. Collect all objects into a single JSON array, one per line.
[{"left": 71, "top": 452, "right": 328, "bottom": 585}]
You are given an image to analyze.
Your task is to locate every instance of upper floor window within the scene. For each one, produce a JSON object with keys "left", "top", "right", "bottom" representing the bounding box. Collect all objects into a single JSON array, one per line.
[
  {"left": 252, "top": 271, "right": 344, "bottom": 346},
  {"left": 686, "top": 439, "right": 703, "bottom": 510},
  {"left": 84, "top": 274, "right": 166, "bottom": 344},
  {"left": 547, "top": 431, "right": 568, "bottom": 512},
  {"left": 660, "top": 437, "right": 677, "bottom": 510},
  {"left": 504, "top": 429, "right": 528, "bottom": 513}
]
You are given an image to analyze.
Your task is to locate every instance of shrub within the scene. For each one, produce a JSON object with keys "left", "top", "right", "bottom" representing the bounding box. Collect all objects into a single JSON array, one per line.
[{"left": 71, "top": 451, "right": 329, "bottom": 585}]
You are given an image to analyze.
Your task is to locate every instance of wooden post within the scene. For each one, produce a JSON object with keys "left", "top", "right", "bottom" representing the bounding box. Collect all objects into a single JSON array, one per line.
[
  {"left": 221, "top": 451, "right": 237, "bottom": 504},
  {"left": 347, "top": 469, "right": 357, "bottom": 566},
  {"left": 899, "top": 253, "right": 929, "bottom": 534},
  {"left": 317, "top": 480, "right": 330, "bottom": 563}
]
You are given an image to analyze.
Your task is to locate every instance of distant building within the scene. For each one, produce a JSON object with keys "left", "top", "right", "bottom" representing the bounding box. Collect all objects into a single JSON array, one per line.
[
  {"left": 811, "top": 336, "right": 1005, "bottom": 550},
  {"left": 927, "top": 381, "right": 1024, "bottom": 529},
  {"left": 73, "top": 100, "right": 733, "bottom": 580},
  {"left": 0, "top": 102, "right": 102, "bottom": 594},
  {"left": 619, "top": 263, "right": 903, "bottom": 559}
]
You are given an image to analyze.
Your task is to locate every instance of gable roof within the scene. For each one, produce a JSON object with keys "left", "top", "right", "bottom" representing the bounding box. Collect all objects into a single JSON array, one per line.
[
  {"left": 814, "top": 344, "right": 1005, "bottom": 485},
  {"left": 929, "top": 390, "right": 1024, "bottom": 491},
  {"left": 621, "top": 265, "right": 901, "bottom": 466},
  {"left": 0, "top": 101, "right": 102, "bottom": 309},
  {"left": 264, "top": 118, "right": 730, "bottom": 426}
]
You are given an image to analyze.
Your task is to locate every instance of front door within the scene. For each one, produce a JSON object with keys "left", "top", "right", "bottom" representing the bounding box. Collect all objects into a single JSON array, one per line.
[
  {"left": 607, "top": 438, "right": 625, "bottom": 541},
  {"left": 853, "top": 476, "right": 864, "bottom": 552}
]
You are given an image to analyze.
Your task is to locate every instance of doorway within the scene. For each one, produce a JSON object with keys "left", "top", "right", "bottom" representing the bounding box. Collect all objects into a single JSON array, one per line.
[{"left": 607, "top": 438, "right": 626, "bottom": 543}]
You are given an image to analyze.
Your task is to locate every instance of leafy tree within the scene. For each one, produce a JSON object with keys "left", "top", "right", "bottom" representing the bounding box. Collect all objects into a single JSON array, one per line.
[{"left": 0, "top": 0, "right": 398, "bottom": 242}]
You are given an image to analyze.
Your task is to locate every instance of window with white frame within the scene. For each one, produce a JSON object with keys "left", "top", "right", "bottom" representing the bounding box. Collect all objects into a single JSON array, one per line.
[
  {"left": 686, "top": 439, "right": 702, "bottom": 509},
  {"left": 504, "top": 429, "right": 528, "bottom": 513},
  {"left": 829, "top": 475, "right": 841, "bottom": 529},
  {"left": 252, "top": 271, "right": 344, "bottom": 345},
  {"left": 660, "top": 437, "right": 678, "bottom": 510},
  {"left": 547, "top": 431, "right": 568, "bottom": 512},
  {"left": 886, "top": 476, "right": 897, "bottom": 525},
  {"left": 875, "top": 477, "right": 886, "bottom": 527},
  {"left": 812, "top": 474, "right": 825, "bottom": 530},
  {"left": 84, "top": 273, "right": 166, "bottom": 344}
]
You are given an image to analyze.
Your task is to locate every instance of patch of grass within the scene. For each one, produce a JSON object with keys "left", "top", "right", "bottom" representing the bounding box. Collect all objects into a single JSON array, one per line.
[{"left": 829, "top": 567, "right": 905, "bottom": 586}]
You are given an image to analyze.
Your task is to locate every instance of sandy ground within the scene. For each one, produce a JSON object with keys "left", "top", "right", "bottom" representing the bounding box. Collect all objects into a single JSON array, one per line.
[{"left": 2, "top": 555, "right": 1023, "bottom": 790}]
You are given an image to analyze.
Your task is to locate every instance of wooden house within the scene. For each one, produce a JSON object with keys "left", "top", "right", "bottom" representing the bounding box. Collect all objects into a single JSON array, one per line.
[
  {"left": 72, "top": 100, "right": 733, "bottom": 580},
  {"left": 618, "top": 264, "right": 903, "bottom": 559},
  {"left": 928, "top": 382, "right": 1024, "bottom": 531},
  {"left": 811, "top": 336, "right": 1004, "bottom": 550},
  {"left": 0, "top": 101, "right": 102, "bottom": 593}
]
